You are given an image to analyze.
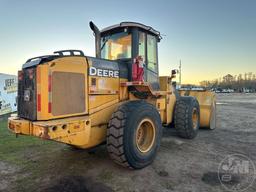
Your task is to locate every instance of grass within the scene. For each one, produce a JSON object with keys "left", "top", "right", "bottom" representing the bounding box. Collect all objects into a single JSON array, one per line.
[
  {"left": 0, "top": 119, "right": 56, "bottom": 165},
  {"left": 0, "top": 119, "right": 63, "bottom": 191},
  {"left": 0, "top": 118, "right": 103, "bottom": 191}
]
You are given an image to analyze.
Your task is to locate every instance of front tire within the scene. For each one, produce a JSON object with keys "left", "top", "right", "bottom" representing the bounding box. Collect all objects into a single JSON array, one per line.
[{"left": 107, "top": 101, "right": 162, "bottom": 169}]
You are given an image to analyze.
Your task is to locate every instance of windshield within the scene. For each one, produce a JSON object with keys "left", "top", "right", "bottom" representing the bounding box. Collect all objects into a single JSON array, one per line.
[{"left": 101, "top": 32, "right": 131, "bottom": 60}]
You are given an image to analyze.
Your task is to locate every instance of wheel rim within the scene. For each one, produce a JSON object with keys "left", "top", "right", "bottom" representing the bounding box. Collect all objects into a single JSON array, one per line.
[
  {"left": 136, "top": 118, "right": 156, "bottom": 153},
  {"left": 192, "top": 108, "right": 199, "bottom": 130}
]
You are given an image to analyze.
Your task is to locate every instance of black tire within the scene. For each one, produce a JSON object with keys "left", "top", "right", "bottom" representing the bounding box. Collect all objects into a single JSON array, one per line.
[
  {"left": 174, "top": 96, "right": 200, "bottom": 139},
  {"left": 107, "top": 101, "right": 162, "bottom": 169}
]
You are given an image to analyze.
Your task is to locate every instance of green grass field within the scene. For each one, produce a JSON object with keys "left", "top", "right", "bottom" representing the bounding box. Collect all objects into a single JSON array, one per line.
[
  {"left": 0, "top": 119, "right": 56, "bottom": 165},
  {"left": 0, "top": 119, "right": 63, "bottom": 191},
  {"left": 0, "top": 117, "right": 117, "bottom": 192},
  {"left": 0, "top": 118, "right": 109, "bottom": 192}
]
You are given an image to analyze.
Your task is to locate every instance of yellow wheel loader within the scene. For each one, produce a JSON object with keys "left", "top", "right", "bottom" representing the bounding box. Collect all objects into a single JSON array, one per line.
[{"left": 8, "top": 21, "right": 216, "bottom": 169}]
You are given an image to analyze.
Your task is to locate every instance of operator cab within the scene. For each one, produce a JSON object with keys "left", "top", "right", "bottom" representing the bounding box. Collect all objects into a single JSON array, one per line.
[{"left": 90, "top": 22, "right": 162, "bottom": 90}]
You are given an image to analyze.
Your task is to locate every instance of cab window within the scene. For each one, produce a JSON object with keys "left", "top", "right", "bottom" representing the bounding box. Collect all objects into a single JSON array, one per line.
[
  {"left": 147, "top": 34, "right": 157, "bottom": 72},
  {"left": 139, "top": 32, "right": 146, "bottom": 61},
  {"left": 101, "top": 32, "right": 131, "bottom": 60}
]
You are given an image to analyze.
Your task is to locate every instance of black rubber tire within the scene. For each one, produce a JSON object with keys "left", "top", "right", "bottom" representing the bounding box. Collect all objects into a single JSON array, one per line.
[
  {"left": 174, "top": 96, "right": 200, "bottom": 139},
  {"left": 107, "top": 100, "right": 162, "bottom": 169}
]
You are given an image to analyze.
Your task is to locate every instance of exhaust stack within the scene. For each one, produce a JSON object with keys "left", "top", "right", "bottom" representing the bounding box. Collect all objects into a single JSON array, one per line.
[{"left": 89, "top": 21, "right": 101, "bottom": 58}]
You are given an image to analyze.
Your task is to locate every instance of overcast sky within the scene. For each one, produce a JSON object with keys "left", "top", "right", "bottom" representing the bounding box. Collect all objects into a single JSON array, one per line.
[{"left": 0, "top": 0, "right": 255, "bottom": 84}]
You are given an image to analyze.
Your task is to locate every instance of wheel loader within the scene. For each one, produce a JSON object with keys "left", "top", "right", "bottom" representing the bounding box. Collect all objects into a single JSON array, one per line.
[{"left": 8, "top": 21, "right": 216, "bottom": 169}]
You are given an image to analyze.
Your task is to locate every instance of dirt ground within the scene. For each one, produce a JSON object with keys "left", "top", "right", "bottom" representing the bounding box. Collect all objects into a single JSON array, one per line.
[{"left": 0, "top": 93, "right": 256, "bottom": 192}]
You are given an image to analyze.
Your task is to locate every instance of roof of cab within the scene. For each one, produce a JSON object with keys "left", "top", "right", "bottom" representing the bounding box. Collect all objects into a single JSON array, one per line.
[{"left": 100, "top": 22, "right": 162, "bottom": 40}]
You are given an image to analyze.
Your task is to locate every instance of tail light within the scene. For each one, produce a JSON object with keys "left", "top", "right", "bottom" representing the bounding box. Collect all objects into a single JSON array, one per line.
[
  {"left": 36, "top": 67, "right": 41, "bottom": 112},
  {"left": 37, "top": 94, "right": 41, "bottom": 112},
  {"left": 48, "top": 74, "right": 52, "bottom": 113},
  {"left": 48, "top": 102, "right": 52, "bottom": 113}
]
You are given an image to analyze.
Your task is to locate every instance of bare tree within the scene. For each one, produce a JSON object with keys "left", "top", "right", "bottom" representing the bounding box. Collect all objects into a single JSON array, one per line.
[{"left": 200, "top": 72, "right": 256, "bottom": 92}]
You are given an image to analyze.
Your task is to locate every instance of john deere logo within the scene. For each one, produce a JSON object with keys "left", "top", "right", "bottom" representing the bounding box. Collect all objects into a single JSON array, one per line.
[{"left": 89, "top": 66, "right": 119, "bottom": 78}]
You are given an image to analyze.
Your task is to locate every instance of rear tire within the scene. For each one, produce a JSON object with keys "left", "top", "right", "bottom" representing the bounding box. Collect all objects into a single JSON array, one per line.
[
  {"left": 107, "top": 101, "right": 162, "bottom": 169},
  {"left": 174, "top": 96, "right": 200, "bottom": 139}
]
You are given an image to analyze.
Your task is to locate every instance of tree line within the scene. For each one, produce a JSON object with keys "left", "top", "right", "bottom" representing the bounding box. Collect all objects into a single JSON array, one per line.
[{"left": 199, "top": 72, "right": 256, "bottom": 92}]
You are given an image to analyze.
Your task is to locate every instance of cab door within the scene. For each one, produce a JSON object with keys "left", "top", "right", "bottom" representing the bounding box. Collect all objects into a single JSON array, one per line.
[{"left": 139, "top": 32, "right": 160, "bottom": 90}]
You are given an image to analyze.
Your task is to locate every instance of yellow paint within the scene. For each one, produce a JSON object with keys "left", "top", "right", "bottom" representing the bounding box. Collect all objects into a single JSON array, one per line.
[
  {"left": 90, "top": 101, "right": 121, "bottom": 126},
  {"left": 37, "top": 64, "right": 49, "bottom": 120},
  {"left": 165, "top": 93, "right": 176, "bottom": 124},
  {"left": 119, "top": 78, "right": 129, "bottom": 101},
  {"left": 179, "top": 90, "right": 216, "bottom": 127},
  {"left": 37, "top": 57, "right": 88, "bottom": 120},
  {"left": 136, "top": 118, "right": 156, "bottom": 153},
  {"left": 159, "top": 76, "right": 172, "bottom": 92},
  {"left": 89, "top": 98, "right": 119, "bottom": 115},
  {"left": 156, "top": 98, "right": 166, "bottom": 122},
  {"left": 89, "top": 95, "right": 117, "bottom": 109},
  {"left": 8, "top": 56, "right": 216, "bottom": 149},
  {"left": 8, "top": 117, "right": 30, "bottom": 135},
  {"left": 8, "top": 100, "right": 123, "bottom": 148},
  {"left": 89, "top": 76, "right": 119, "bottom": 94}
]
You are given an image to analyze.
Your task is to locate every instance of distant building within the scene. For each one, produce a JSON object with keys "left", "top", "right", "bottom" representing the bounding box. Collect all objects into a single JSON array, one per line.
[{"left": 0, "top": 73, "right": 17, "bottom": 116}]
